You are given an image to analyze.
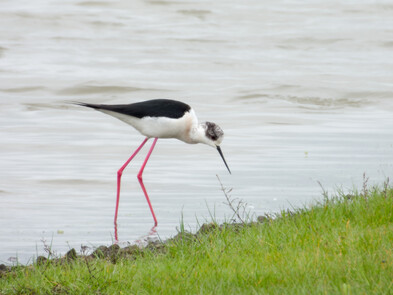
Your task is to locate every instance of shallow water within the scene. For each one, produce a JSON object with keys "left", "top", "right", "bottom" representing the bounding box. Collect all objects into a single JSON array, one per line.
[{"left": 1, "top": 0, "right": 393, "bottom": 264}]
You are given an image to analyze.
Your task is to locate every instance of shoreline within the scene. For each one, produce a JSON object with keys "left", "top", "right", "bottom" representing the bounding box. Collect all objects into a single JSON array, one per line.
[{"left": 1, "top": 183, "right": 392, "bottom": 293}]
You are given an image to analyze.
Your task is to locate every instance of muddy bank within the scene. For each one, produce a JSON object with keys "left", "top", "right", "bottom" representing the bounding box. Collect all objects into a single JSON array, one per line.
[{"left": 0, "top": 217, "right": 269, "bottom": 276}]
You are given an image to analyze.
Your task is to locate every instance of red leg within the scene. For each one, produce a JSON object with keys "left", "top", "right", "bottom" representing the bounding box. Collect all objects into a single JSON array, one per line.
[
  {"left": 114, "top": 137, "right": 149, "bottom": 228},
  {"left": 137, "top": 137, "right": 158, "bottom": 226}
]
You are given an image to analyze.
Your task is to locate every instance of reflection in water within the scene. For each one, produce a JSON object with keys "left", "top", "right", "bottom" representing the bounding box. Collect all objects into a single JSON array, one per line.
[
  {"left": 134, "top": 226, "right": 158, "bottom": 247},
  {"left": 115, "top": 223, "right": 157, "bottom": 247},
  {"left": 115, "top": 223, "right": 159, "bottom": 245}
]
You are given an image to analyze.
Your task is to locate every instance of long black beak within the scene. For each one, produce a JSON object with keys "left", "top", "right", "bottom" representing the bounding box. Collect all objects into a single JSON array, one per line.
[{"left": 216, "top": 146, "right": 231, "bottom": 174}]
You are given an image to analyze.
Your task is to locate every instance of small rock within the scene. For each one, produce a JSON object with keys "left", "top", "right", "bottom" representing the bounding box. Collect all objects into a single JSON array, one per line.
[
  {"left": 146, "top": 239, "right": 164, "bottom": 251},
  {"left": 0, "top": 264, "right": 11, "bottom": 277},
  {"left": 66, "top": 248, "right": 77, "bottom": 260},
  {"left": 197, "top": 223, "right": 218, "bottom": 235},
  {"left": 170, "top": 231, "right": 195, "bottom": 242},
  {"left": 122, "top": 245, "right": 141, "bottom": 256},
  {"left": 257, "top": 216, "right": 268, "bottom": 223},
  {"left": 36, "top": 256, "right": 47, "bottom": 265},
  {"left": 108, "top": 244, "right": 121, "bottom": 263},
  {"left": 91, "top": 246, "right": 109, "bottom": 258},
  {"left": 108, "top": 244, "right": 120, "bottom": 254}
]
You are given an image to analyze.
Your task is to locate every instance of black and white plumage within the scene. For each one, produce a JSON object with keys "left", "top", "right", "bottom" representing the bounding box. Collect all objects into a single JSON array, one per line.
[
  {"left": 74, "top": 99, "right": 229, "bottom": 152},
  {"left": 73, "top": 98, "right": 230, "bottom": 238}
]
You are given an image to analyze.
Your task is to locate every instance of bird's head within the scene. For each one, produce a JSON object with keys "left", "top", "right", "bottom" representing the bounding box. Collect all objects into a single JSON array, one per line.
[
  {"left": 194, "top": 122, "right": 231, "bottom": 174},
  {"left": 201, "top": 121, "right": 224, "bottom": 147}
]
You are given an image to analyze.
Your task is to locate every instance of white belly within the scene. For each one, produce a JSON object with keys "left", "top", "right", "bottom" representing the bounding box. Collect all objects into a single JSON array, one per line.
[{"left": 99, "top": 109, "right": 197, "bottom": 143}]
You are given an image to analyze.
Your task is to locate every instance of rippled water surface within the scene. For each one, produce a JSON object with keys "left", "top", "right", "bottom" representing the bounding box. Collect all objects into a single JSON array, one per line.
[{"left": 1, "top": 0, "right": 393, "bottom": 264}]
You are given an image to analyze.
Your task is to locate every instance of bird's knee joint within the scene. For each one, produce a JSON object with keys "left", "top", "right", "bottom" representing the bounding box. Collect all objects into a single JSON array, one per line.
[{"left": 137, "top": 174, "right": 143, "bottom": 181}]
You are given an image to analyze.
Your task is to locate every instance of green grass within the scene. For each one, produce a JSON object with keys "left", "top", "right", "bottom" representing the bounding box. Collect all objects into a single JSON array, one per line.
[{"left": 1, "top": 185, "right": 393, "bottom": 294}]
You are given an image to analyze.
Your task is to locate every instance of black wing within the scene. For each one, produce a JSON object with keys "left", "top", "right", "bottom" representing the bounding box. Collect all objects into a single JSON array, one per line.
[{"left": 74, "top": 99, "right": 191, "bottom": 119}]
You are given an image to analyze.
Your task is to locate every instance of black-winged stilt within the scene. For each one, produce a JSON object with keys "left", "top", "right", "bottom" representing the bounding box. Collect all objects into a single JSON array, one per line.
[{"left": 73, "top": 99, "right": 230, "bottom": 236}]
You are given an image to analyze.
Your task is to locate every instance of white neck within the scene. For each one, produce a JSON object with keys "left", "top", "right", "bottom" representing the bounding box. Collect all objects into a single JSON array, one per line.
[{"left": 189, "top": 123, "right": 215, "bottom": 147}]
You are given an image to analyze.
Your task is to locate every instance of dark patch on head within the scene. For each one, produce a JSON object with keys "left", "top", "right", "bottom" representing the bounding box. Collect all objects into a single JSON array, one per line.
[{"left": 204, "top": 122, "right": 224, "bottom": 141}]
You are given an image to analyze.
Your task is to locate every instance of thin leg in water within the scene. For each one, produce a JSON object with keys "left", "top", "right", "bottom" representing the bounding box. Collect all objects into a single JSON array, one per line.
[
  {"left": 137, "top": 137, "right": 158, "bottom": 226},
  {"left": 114, "top": 137, "right": 149, "bottom": 228}
]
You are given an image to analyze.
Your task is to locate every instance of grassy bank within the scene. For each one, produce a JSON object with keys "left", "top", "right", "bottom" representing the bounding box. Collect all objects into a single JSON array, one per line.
[{"left": 1, "top": 184, "right": 393, "bottom": 294}]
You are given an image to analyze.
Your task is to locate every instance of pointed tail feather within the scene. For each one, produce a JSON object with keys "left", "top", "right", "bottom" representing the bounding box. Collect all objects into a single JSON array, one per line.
[{"left": 67, "top": 101, "right": 103, "bottom": 110}]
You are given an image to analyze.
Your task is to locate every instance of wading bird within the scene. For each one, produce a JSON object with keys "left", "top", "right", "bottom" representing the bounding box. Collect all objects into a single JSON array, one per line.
[{"left": 74, "top": 99, "right": 230, "bottom": 238}]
